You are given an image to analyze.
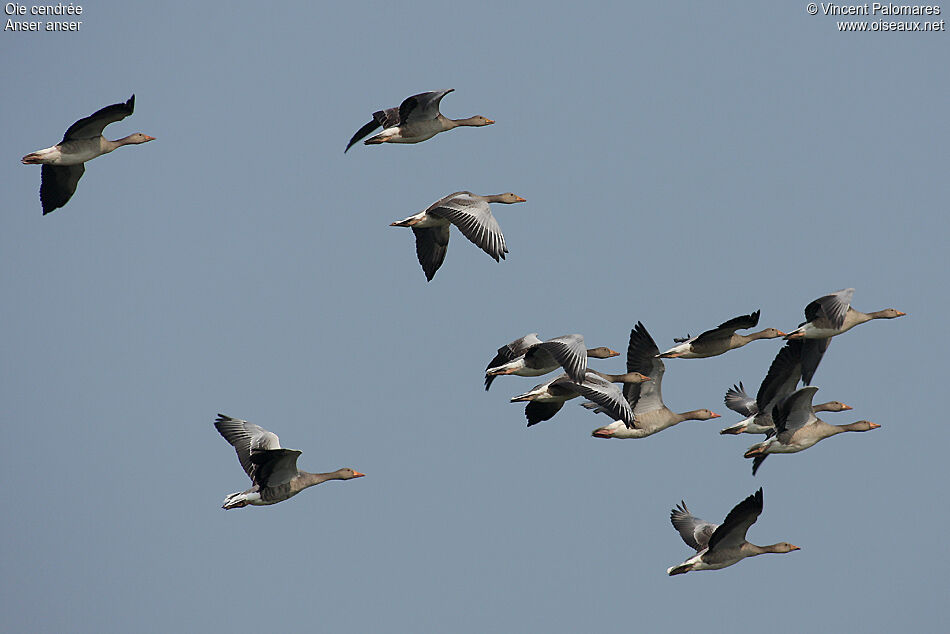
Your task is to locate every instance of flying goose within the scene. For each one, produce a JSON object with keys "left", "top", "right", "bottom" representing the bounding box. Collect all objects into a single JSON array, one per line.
[
  {"left": 484, "top": 333, "right": 618, "bottom": 389},
  {"left": 21, "top": 94, "right": 154, "bottom": 215},
  {"left": 510, "top": 370, "right": 647, "bottom": 427},
  {"left": 718, "top": 340, "right": 851, "bottom": 435},
  {"left": 590, "top": 322, "right": 719, "bottom": 439},
  {"left": 345, "top": 89, "right": 493, "bottom": 151},
  {"left": 214, "top": 414, "right": 364, "bottom": 509},
  {"left": 784, "top": 288, "right": 905, "bottom": 384},
  {"left": 720, "top": 380, "right": 851, "bottom": 435},
  {"left": 743, "top": 387, "right": 880, "bottom": 475},
  {"left": 390, "top": 191, "right": 525, "bottom": 281},
  {"left": 667, "top": 488, "right": 800, "bottom": 575},
  {"left": 658, "top": 310, "right": 785, "bottom": 359}
]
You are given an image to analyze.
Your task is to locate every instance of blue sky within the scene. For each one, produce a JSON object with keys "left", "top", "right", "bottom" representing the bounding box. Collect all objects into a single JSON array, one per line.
[{"left": 2, "top": 2, "right": 947, "bottom": 632}]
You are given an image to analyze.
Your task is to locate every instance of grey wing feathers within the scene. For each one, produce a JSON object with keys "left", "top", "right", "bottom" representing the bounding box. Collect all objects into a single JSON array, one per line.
[
  {"left": 63, "top": 95, "right": 135, "bottom": 141},
  {"left": 40, "top": 164, "right": 84, "bottom": 215},
  {"left": 484, "top": 333, "right": 543, "bottom": 390},
  {"left": 214, "top": 414, "right": 282, "bottom": 481},
  {"left": 804, "top": 288, "right": 854, "bottom": 329},
  {"left": 670, "top": 502, "right": 718, "bottom": 551},
  {"left": 773, "top": 386, "right": 820, "bottom": 437},
  {"left": 624, "top": 322, "right": 664, "bottom": 413},
  {"left": 412, "top": 225, "right": 450, "bottom": 281},
  {"left": 725, "top": 382, "right": 757, "bottom": 417},
  {"left": 536, "top": 334, "right": 587, "bottom": 384},
  {"left": 708, "top": 488, "right": 763, "bottom": 551},
  {"left": 428, "top": 197, "right": 508, "bottom": 262},
  {"left": 568, "top": 373, "right": 636, "bottom": 427}
]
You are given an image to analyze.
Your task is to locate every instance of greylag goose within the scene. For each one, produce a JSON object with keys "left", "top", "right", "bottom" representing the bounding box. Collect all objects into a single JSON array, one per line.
[
  {"left": 743, "top": 387, "right": 880, "bottom": 475},
  {"left": 720, "top": 380, "right": 851, "bottom": 435},
  {"left": 658, "top": 310, "right": 785, "bottom": 359},
  {"left": 510, "top": 370, "right": 647, "bottom": 427},
  {"left": 484, "top": 333, "right": 618, "bottom": 390},
  {"left": 214, "top": 414, "right": 364, "bottom": 509},
  {"left": 390, "top": 191, "right": 525, "bottom": 281},
  {"left": 785, "top": 288, "right": 905, "bottom": 384},
  {"left": 345, "top": 89, "right": 493, "bottom": 151},
  {"left": 667, "top": 488, "right": 799, "bottom": 575},
  {"left": 21, "top": 95, "right": 154, "bottom": 215},
  {"left": 590, "top": 322, "right": 719, "bottom": 439},
  {"left": 719, "top": 340, "right": 851, "bottom": 435}
]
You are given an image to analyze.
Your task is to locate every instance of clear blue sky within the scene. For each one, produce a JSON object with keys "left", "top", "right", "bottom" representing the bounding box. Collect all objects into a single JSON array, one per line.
[{"left": 2, "top": 2, "right": 947, "bottom": 632}]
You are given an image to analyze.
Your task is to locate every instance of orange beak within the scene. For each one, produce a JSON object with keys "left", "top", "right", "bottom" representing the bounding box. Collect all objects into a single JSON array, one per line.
[
  {"left": 710, "top": 412, "right": 721, "bottom": 419},
  {"left": 841, "top": 404, "right": 853, "bottom": 411},
  {"left": 607, "top": 349, "right": 620, "bottom": 357},
  {"left": 353, "top": 471, "right": 366, "bottom": 478},
  {"left": 868, "top": 423, "right": 881, "bottom": 429},
  {"left": 485, "top": 119, "right": 496, "bottom": 125},
  {"left": 514, "top": 196, "right": 526, "bottom": 202},
  {"left": 776, "top": 331, "right": 787, "bottom": 337},
  {"left": 896, "top": 311, "right": 906, "bottom": 316},
  {"left": 790, "top": 545, "right": 801, "bottom": 551},
  {"left": 144, "top": 136, "right": 156, "bottom": 141}
]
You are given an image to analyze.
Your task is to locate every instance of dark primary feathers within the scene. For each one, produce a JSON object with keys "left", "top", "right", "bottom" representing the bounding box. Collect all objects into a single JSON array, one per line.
[
  {"left": 622, "top": 321, "right": 664, "bottom": 411},
  {"left": 707, "top": 488, "right": 764, "bottom": 551},
  {"left": 412, "top": 225, "right": 450, "bottom": 282},
  {"left": 62, "top": 94, "right": 135, "bottom": 141},
  {"left": 691, "top": 310, "right": 761, "bottom": 345},
  {"left": 756, "top": 339, "right": 805, "bottom": 415},
  {"left": 801, "top": 337, "right": 831, "bottom": 385},
  {"left": 40, "top": 164, "right": 83, "bottom": 215}
]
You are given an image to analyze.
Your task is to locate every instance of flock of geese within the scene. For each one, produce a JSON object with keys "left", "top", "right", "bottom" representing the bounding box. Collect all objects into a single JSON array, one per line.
[{"left": 20, "top": 90, "right": 905, "bottom": 576}]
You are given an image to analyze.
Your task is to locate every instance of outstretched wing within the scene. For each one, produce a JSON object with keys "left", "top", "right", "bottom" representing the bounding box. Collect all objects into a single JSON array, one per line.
[
  {"left": 670, "top": 501, "right": 718, "bottom": 551},
  {"left": 412, "top": 225, "right": 451, "bottom": 281},
  {"left": 214, "top": 414, "right": 282, "bottom": 482},
  {"left": 708, "top": 488, "right": 764, "bottom": 551},
  {"left": 428, "top": 193, "right": 507, "bottom": 262},
  {"left": 692, "top": 310, "right": 761, "bottom": 345},
  {"left": 524, "top": 401, "right": 565, "bottom": 427},
  {"left": 249, "top": 449, "right": 302, "bottom": 488},
  {"left": 566, "top": 373, "right": 636, "bottom": 428},
  {"left": 484, "top": 333, "right": 543, "bottom": 390},
  {"left": 773, "top": 386, "right": 820, "bottom": 440},
  {"left": 624, "top": 322, "right": 665, "bottom": 414},
  {"left": 399, "top": 89, "right": 454, "bottom": 123},
  {"left": 63, "top": 95, "right": 135, "bottom": 141},
  {"left": 804, "top": 288, "right": 854, "bottom": 330},
  {"left": 40, "top": 164, "right": 84, "bottom": 215},
  {"left": 530, "top": 334, "right": 587, "bottom": 384},
  {"left": 724, "top": 382, "right": 757, "bottom": 417},
  {"left": 801, "top": 338, "right": 832, "bottom": 385}
]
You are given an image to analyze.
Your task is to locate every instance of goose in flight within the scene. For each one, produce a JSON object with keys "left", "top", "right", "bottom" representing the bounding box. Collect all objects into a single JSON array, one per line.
[
  {"left": 667, "top": 488, "right": 800, "bottom": 575},
  {"left": 345, "top": 89, "right": 493, "bottom": 151},
  {"left": 390, "top": 191, "right": 525, "bottom": 281},
  {"left": 214, "top": 414, "right": 364, "bottom": 509},
  {"left": 22, "top": 94, "right": 154, "bottom": 215}
]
